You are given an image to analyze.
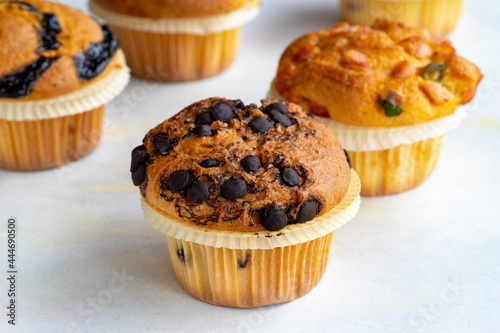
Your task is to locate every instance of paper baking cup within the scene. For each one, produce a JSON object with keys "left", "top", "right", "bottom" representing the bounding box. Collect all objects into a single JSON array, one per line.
[
  {"left": 267, "top": 78, "right": 465, "bottom": 152},
  {"left": 89, "top": 1, "right": 260, "bottom": 35},
  {"left": 0, "top": 51, "right": 130, "bottom": 170},
  {"left": 89, "top": 1, "right": 260, "bottom": 81},
  {"left": 339, "top": 0, "right": 464, "bottom": 37},
  {"left": 267, "top": 79, "right": 464, "bottom": 196},
  {"left": 349, "top": 135, "right": 445, "bottom": 196},
  {"left": 141, "top": 170, "right": 360, "bottom": 307}
]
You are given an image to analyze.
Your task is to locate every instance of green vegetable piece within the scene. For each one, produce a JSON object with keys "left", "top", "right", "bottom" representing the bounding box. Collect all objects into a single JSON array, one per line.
[
  {"left": 420, "top": 63, "right": 448, "bottom": 82},
  {"left": 382, "top": 91, "right": 403, "bottom": 117},
  {"left": 383, "top": 99, "right": 403, "bottom": 116}
]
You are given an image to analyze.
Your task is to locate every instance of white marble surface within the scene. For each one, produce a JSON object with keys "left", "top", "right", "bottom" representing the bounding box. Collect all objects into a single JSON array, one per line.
[{"left": 1, "top": 0, "right": 499, "bottom": 332}]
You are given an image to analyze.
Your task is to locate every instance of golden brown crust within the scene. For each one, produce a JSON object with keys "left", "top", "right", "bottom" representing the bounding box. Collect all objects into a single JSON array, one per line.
[
  {"left": 275, "top": 19, "right": 483, "bottom": 127},
  {"left": 92, "top": 0, "right": 260, "bottom": 19},
  {"left": 135, "top": 98, "right": 351, "bottom": 232},
  {"left": 0, "top": 0, "right": 122, "bottom": 100}
]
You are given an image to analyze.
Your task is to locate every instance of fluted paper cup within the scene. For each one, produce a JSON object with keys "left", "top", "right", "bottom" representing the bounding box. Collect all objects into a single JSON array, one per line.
[{"left": 141, "top": 170, "right": 361, "bottom": 308}]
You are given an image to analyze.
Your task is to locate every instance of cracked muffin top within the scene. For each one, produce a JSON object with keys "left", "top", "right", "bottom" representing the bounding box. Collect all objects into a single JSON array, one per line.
[
  {"left": 92, "top": 0, "right": 261, "bottom": 19},
  {"left": 275, "top": 18, "right": 483, "bottom": 127},
  {"left": 131, "top": 97, "right": 351, "bottom": 232},
  {"left": 0, "top": 0, "right": 122, "bottom": 100}
]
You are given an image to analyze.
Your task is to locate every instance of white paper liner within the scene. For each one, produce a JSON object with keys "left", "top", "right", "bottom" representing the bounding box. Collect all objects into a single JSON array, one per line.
[
  {"left": 0, "top": 50, "right": 130, "bottom": 121},
  {"left": 266, "top": 78, "right": 466, "bottom": 152},
  {"left": 142, "top": 170, "right": 361, "bottom": 250},
  {"left": 89, "top": 1, "right": 260, "bottom": 35}
]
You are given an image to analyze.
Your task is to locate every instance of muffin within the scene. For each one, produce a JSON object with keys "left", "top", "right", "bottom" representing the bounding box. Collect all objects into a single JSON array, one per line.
[
  {"left": 340, "top": 0, "right": 465, "bottom": 38},
  {"left": 89, "top": 0, "right": 260, "bottom": 81},
  {"left": 0, "top": 0, "right": 130, "bottom": 171},
  {"left": 131, "top": 97, "right": 361, "bottom": 307},
  {"left": 268, "top": 19, "right": 482, "bottom": 196}
]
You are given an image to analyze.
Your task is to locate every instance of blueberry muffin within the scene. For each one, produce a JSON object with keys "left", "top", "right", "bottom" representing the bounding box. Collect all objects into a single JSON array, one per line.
[
  {"left": 0, "top": 0, "right": 129, "bottom": 170},
  {"left": 89, "top": 0, "right": 260, "bottom": 81},
  {"left": 269, "top": 19, "right": 482, "bottom": 196},
  {"left": 132, "top": 97, "right": 361, "bottom": 307}
]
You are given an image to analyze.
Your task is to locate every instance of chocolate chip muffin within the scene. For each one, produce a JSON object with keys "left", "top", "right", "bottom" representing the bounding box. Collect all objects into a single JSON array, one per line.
[
  {"left": 132, "top": 97, "right": 351, "bottom": 232},
  {"left": 0, "top": 0, "right": 129, "bottom": 170},
  {"left": 134, "top": 98, "right": 361, "bottom": 307}
]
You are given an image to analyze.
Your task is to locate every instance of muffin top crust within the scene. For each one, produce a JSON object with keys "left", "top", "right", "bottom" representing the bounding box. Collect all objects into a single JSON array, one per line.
[
  {"left": 131, "top": 97, "right": 351, "bottom": 232},
  {"left": 275, "top": 19, "right": 483, "bottom": 127},
  {"left": 0, "top": 0, "right": 122, "bottom": 100},
  {"left": 92, "top": 0, "right": 261, "bottom": 19}
]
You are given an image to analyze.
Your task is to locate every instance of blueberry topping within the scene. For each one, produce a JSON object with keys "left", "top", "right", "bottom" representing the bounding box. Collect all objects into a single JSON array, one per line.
[
  {"left": 200, "top": 159, "right": 220, "bottom": 168},
  {"left": 195, "top": 111, "right": 214, "bottom": 125},
  {"left": 131, "top": 164, "right": 146, "bottom": 187},
  {"left": 152, "top": 133, "right": 173, "bottom": 155},
  {"left": 262, "top": 204, "right": 288, "bottom": 231},
  {"left": 167, "top": 170, "right": 193, "bottom": 192},
  {"left": 241, "top": 155, "right": 261, "bottom": 173},
  {"left": 192, "top": 125, "right": 213, "bottom": 137},
  {"left": 221, "top": 178, "right": 247, "bottom": 200},
  {"left": 296, "top": 201, "right": 318, "bottom": 223},
  {"left": 344, "top": 149, "right": 352, "bottom": 169},
  {"left": 212, "top": 103, "right": 233, "bottom": 123},
  {"left": 36, "top": 29, "right": 60, "bottom": 53},
  {"left": 268, "top": 110, "right": 292, "bottom": 127},
  {"left": 282, "top": 168, "right": 300, "bottom": 186},
  {"left": 248, "top": 116, "right": 271, "bottom": 133},
  {"left": 187, "top": 181, "right": 209, "bottom": 203},
  {"left": 263, "top": 102, "right": 290, "bottom": 115},
  {"left": 0, "top": 57, "right": 55, "bottom": 98},
  {"left": 42, "top": 13, "right": 61, "bottom": 35},
  {"left": 74, "top": 24, "right": 119, "bottom": 81},
  {"left": 130, "top": 145, "right": 149, "bottom": 173}
]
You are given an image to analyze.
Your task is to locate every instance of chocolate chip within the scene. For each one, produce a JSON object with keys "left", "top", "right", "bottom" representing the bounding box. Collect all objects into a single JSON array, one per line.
[
  {"left": 344, "top": 149, "right": 352, "bottom": 169},
  {"left": 200, "top": 159, "right": 220, "bottom": 168},
  {"left": 152, "top": 133, "right": 173, "bottom": 155},
  {"left": 262, "top": 204, "right": 288, "bottom": 231},
  {"left": 241, "top": 155, "right": 261, "bottom": 173},
  {"left": 296, "top": 201, "right": 318, "bottom": 223},
  {"left": 235, "top": 100, "right": 245, "bottom": 109},
  {"left": 176, "top": 248, "right": 186, "bottom": 263},
  {"left": 187, "top": 181, "right": 209, "bottom": 203},
  {"left": 212, "top": 103, "right": 233, "bottom": 123},
  {"left": 195, "top": 111, "right": 214, "bottom": 125},
  {"left": 192, "top": 125, "right": 213, "bottom": 137},
  {"left": 130, "top": 145, "right": 148, "bottom": 173},
  {"left": 237, "top": 254, "right": 250, "bottom": 268},
  {"left": 167, "top": 170, "right": 193, "bottom": 192},
  {"left": 131, "top": 164, "right": 146, "bottom": 186},
  {"left": 269, "top": 110, "right": 292, "bottom": 127},
  {"left": 282, "top": 168, "right": 300, "bottom": 186},
  {"left": 248, "top": 116, "right": 271, "bottom": 133},
  {"left": 263, "top": 102, "right": 290, "bottom": 115},
  {"left": 221, "top": 178, "right": 247, "bottom": 200}
]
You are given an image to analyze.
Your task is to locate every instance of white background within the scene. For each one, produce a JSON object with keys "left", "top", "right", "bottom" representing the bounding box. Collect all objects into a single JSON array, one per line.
[{"left": 1, "top": 0, "right": 499, "bottom": 332}]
